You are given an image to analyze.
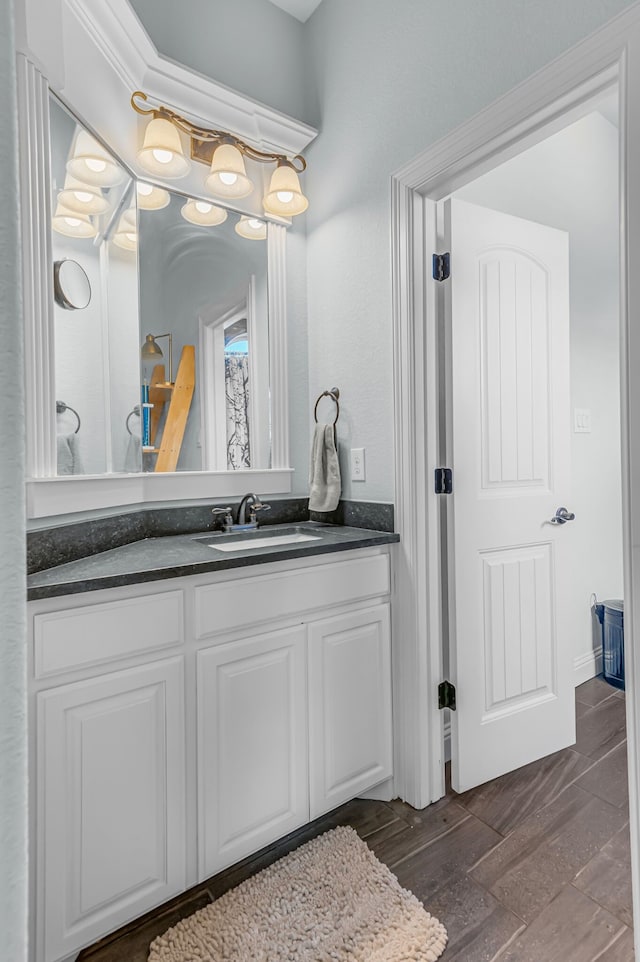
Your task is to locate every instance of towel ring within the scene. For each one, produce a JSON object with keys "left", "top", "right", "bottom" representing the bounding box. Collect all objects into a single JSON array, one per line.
[
  {"left": 56, "top": 400, "right": 81, "bottom": 434},
  {"left": 314, "top": 387, "right": 340, "bottom": 427},
  {"left": 126, "top": 405, "right": 141, "bottom": 436}
]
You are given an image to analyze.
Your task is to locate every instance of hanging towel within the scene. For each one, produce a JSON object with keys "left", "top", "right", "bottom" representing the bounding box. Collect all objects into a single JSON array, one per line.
[
  {"left": 309, "top": 423, "right": 341, "bottom": 512},
  {"left": 57, "top": 433, "right": 84, "bottom": 475},
  {"left": 124, "top": 433, "right": 142, "bottom": 472}
]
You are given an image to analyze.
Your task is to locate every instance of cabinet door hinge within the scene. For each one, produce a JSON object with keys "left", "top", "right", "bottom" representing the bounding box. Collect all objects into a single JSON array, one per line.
[
  {"left": 435, "top": 467, "right": 453, "bottom": 494},
  {"left": 432, "top": 252, "right": 450, "bottom": 282},
  {"left": 438, "top": 680, "right": 456, "bottom": 711}
]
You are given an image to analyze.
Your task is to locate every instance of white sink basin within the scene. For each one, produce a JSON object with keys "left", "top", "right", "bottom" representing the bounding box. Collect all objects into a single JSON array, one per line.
[{"left": 204, "top": 532, "right": 322, "bottom": 552}]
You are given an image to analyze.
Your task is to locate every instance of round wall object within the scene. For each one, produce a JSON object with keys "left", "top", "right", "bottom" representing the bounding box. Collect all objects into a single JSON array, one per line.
[{"left": 53, "top": 259, "right": 92, "bottom": 310}]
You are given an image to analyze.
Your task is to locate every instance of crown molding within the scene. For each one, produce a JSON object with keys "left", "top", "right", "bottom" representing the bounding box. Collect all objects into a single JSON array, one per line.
[{"left": 63, "top": 0, "right": 317, "bottom": 156}]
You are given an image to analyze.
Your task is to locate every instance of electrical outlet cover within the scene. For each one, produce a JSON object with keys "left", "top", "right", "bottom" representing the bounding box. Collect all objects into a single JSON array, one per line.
[{"left": 350, "top": 447, "right": 366, "bottom": 481}]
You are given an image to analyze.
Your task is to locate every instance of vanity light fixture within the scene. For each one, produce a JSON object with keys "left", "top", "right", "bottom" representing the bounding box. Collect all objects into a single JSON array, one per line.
[
  {"left": 235, "top": 216, "right": 267, "bottom": 240},
  {"left": 137, "top": 115, "right": 191, "bottom": 178},
  {"left": 263, "top": 160, "right": 309, "bottom": 216},
  {"left": 112, "top": 208, "right": 138, "bottom": 251},
  {"left": 58, "top": 173, "right": 109, "bottom": 215},
  {"left": 112, "top": 229, "right": 137, "bottom": 251},
  {"left": 131, "top": 90, "right": 309, "bottom": 215},
  {"left": 52, "top": 201, "right": 97, "bottom": 239},
  {"left": 206, "top": 141, "right": 253, "bottom": 199},
  {"left": 67, "top": 129, "right": 125, "bottom": 188},
  {"left": 141, "top": 332, "right": 173, "bottom": 384},
  {"left": 181, "top": 198, "right": 228, "bottom": 226},
  {"left": 136, "top": 181, "right": 170, "bottom": 210}
]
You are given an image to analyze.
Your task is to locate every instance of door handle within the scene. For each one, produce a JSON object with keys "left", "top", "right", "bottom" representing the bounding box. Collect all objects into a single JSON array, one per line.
[{"left": 550, "top": 506, "right": 576, "bottom": 525}]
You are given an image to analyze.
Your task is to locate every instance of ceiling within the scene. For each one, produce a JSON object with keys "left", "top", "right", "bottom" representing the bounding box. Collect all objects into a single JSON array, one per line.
[{"left": 265, "top": 0, "right": 323, "bottom": 22}]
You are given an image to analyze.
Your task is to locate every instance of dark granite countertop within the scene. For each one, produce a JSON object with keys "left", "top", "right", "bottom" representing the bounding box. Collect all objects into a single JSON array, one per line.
[{"left": 27, "top": 522, "right": 400, "bottom": 601}]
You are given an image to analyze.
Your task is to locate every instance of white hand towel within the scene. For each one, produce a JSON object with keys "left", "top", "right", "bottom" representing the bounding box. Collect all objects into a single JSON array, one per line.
[
  {"left": 124, "top": 433, "right": 142, "bottom": 472},
  {"left": 57, "top": 433, "right": 84, "bottom": 475},
  {"left": 309, "top": 423, "right": 341, "bottom": 512}
]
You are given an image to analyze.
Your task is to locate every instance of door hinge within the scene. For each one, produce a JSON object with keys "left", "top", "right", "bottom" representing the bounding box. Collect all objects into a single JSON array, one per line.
[
  {"left": 434, "top": 467, "right": 453, "bottom": 494},
  {"left": 438, "top": 680, "right": 456, "bottom": 711},
  {"left": 432, "top": 252, "right": 450, "bottom": 282}
]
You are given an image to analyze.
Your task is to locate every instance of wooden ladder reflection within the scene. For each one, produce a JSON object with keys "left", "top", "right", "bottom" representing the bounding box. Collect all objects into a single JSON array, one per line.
[{"left": 145, "top": 345, "right": 196, "bottom": 473}]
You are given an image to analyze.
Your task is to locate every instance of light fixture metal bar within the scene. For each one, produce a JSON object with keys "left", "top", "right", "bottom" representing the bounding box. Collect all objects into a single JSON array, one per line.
[{"left": 130, "top": 90, "right": 307, "bottom": 172}]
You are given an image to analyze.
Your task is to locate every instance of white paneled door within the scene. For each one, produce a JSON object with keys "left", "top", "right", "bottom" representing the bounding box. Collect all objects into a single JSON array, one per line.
[{"left": 446, "top": 199, "right": 575, "bottom": 792}]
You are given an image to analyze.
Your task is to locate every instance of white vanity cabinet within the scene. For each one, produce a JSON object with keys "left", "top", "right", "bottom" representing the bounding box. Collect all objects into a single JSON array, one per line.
[
  {"left": 36, "top": 658, "right": 187, "bottom": 962},
  {"left": 28, "top": 546, "right": 394, "bottom": 962},
  {"left": 197, "top": 625, "right": 308, "bottom": 878},
  {"left": 31, "top": 589, "right": 187, "bottom": 962},
  {"left": 308, "top": 605, "right": 392, "bottom": 819}
]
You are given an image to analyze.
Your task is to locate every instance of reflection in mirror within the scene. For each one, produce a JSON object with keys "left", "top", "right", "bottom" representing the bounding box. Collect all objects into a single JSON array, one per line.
[
  {"left": 53, "top": 260, "right": 92, "bottom": 310},
  {"left": 49, "top": 96, "right": 140, "bottom": 477},
  {"left": 137, "top": 193, "right": 270, "bottom": 472}
]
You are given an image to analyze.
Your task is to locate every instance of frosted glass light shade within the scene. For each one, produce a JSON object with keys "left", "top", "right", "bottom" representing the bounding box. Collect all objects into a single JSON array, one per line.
[
  {"left": 67, "top": 130, "right": 125, "bottom": 188},
  {"left": 235, "top": 216, "right": 267, "bottom": 240},
  {"left": 205, "top": 143, "right": 253, "bottom": 199},
  {"left": 137, "top": 117, "right": 190, "bottom": 179},
  {"left": 113, "top": 229, "right": 138, "bottom": 251},
  {"left": 121, "top": 207, "right": 137, "bottom": 229},
  {"left": 136, "top": 181, "right": 170, "bottom": 210},
  {"left": 58, "top": 174, "right": 109, "bottom": 215},
  {"left": 52, "top": 201, "right": 97, "bottom": 238},
  {"left": 112, "top": 210, "right": 138, "bottom": 251},
  {"left": 181, "top": 198, "right": 228, "bottom": 226},
  {"left": 263, "top": 162, "right": 308, "bottom": 216}
]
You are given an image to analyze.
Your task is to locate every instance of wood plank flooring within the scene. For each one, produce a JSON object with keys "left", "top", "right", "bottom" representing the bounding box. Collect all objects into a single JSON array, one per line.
[{"left": 80, "top": 677, "right": 633, "bottom": 962}]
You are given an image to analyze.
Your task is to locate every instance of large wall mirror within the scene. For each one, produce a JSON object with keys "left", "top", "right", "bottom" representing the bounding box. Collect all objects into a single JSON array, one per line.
[
  {"left": 43, "top": 93, "right": 285, "bottom": 505},
  {"left": 138, "top": 192, "right": 270, "bottom": 472},
  {"left": 50, "top": 95, "right": 139, "bottom": 477},
  {"left": 19, "top": 8, "right": 316, "bottom": 518}
]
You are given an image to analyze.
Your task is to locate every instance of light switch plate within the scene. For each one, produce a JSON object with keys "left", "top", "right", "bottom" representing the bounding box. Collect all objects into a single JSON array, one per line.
[
  {"left": 574, "top": 408, "right": 592, "bottom": 433},
  {"left": 350, "top": 448, "right": 366, "bottom": 481}
]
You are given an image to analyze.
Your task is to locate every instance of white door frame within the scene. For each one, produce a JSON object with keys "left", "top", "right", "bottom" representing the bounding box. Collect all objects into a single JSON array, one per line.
[
  {"left": 391, "top": 1, "right": 640, "bottom": 945},
  {"left": 199, "top": 277, "right": 259, "bottom": 471}
]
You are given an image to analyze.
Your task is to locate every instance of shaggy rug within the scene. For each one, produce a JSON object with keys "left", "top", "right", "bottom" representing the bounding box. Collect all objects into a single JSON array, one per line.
[{"left": 148, "top": 826, "right": 447, "bottom": 962}]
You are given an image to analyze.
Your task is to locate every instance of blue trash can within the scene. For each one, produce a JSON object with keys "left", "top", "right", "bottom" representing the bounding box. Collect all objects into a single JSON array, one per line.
[{"left": 596, "top": 599, "right": 625, "bottom": 690}]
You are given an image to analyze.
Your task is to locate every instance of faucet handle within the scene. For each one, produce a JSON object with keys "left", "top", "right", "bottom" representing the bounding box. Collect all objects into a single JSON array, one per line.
[
  {"left": 211, "top": 506, "right": 233, "bottom": 530},
  {"left": 249, "top": 502, "right": 271, "bottom": 523}
]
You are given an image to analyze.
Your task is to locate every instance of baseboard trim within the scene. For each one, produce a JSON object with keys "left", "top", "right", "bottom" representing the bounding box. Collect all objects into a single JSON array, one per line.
[
  {"left": 574, "top": 647, "right": 603, "bottom": 687},
  {"left": 358, "top": 777, "right": 395, "bottom": 802}
]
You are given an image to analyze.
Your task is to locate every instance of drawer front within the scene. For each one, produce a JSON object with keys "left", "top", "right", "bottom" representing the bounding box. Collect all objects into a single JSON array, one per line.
[
  {"left": 195, "top": 552, "right": 390, "bottom": 639},
  {"left": 34, "top": 590, "right": 184, "bottom": 678}
]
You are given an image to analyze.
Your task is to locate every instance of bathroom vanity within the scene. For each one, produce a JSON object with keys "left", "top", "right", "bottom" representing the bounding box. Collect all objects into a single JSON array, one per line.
[
  {"left": 17, "top": 6, "right": 401, "bottom": 959},
  {"left": 27, "top": 525, "right": 397, "bottom": 962}
]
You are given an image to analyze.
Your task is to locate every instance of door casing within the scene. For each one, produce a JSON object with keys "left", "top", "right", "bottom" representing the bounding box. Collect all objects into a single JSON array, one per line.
[{"left": 391, "top": 3, "right": 640, "bottom": 951}]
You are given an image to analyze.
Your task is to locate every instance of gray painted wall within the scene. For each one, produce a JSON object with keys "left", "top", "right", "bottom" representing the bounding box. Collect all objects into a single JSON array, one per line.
[
  {"left": 128, "top": 2, "right": 639, "bottom": 502},
  {"left": 302, "top": 0, "right": 637, "bottom": 501},
  {"left": 128, "top": 0, "right": 308, "bottom": 123},
  {"left": 0, "top": 1, "right": 27, "bottom": 960}
]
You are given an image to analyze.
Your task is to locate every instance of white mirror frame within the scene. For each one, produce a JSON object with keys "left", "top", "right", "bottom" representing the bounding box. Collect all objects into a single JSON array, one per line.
[{"left": 16, "top": 0, "right": 317, "bottom": 519}]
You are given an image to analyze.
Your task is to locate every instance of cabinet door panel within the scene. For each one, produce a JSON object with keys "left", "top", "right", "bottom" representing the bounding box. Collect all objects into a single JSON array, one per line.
[
  {"left": 37, "top": 658, "right": 185, "bottom": 962},
  {"left": 198, "top": 626, "right": 308, "bottom": 878},
  {"left": 309, "top": 605, "right": 392, "bottom": 819}
]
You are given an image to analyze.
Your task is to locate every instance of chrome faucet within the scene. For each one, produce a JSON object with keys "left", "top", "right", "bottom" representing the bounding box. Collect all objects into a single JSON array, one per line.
[{"left": 237, "top": 493, "right": 271, "bottom": 527}]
